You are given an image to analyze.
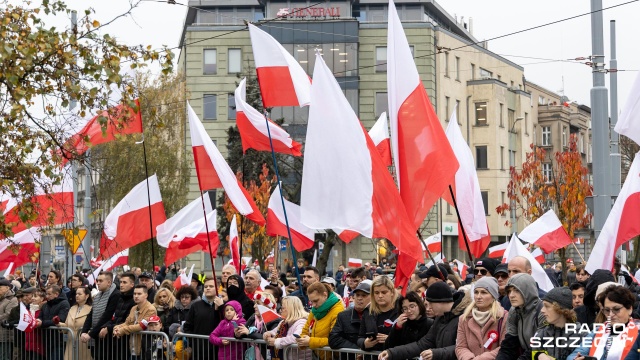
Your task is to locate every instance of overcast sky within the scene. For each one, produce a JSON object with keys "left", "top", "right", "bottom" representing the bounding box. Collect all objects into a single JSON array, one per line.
[{"left": 58, "top": 0, "right": 639, "bottom": 113}]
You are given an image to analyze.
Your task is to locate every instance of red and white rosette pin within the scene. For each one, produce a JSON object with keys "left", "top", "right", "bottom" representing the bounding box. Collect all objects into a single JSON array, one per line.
[{"left": 484, "top": 330, "right": 499, "bottom": 349}]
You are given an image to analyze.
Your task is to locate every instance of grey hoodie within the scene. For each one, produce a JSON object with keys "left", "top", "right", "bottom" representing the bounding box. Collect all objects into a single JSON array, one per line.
[{"left": 505, "top": 273, "right": 545, "bottom": 350}]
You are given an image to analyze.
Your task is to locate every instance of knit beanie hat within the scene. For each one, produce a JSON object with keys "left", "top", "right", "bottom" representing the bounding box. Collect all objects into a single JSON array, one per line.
[
  {"left": 474, "top": 277, "right": 499, "bottom": 300},
  {"left": 474, "top": 258, "right": 499, "bottom": 276},
  {"left": 425, "top": 282, "right": 454, "bottom": 303},
  {"left": 543, "top": 287, "right": 573, "bottom": 310}
]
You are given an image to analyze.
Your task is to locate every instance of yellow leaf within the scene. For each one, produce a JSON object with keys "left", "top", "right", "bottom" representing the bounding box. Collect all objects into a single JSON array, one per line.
[{"left": 92, "top": 20, "right": 100, "bottom": 28}]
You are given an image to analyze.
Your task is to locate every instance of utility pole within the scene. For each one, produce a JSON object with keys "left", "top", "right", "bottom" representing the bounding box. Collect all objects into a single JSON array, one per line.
[
  {"left": 590, "top": 0, "right": 611, "bottom": 240},
  {"left": 610, "top": 20, "right": 624, "bottom": 263},
  {"left": 83, "top": 150, "right": 92, "bottom": 270},
  {"left": 67, "top": 10, "right": 78, "bottom": 281}
]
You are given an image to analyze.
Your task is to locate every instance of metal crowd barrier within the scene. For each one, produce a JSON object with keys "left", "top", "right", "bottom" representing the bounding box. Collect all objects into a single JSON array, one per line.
[
  {"left": 284, "top": 344, "right": 381, "bottom": 360},
  {"left": 10, "top": 326, "right": 76, "bottom": 360}
]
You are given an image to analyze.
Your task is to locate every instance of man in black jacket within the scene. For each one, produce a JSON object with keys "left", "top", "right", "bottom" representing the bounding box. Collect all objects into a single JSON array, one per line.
[
  {"left": 183, "top": 276, "right": 223, "bottom": 359},
  {"left": 378, "top": 282, "right": 470, "bottom": 360},
  {"left": 37, "top": 284, "right": 70, "bottom": 360},
  {"left": 105, "top": 272, "right": 136, "bottom": 360},
  {"left": 330, "top": 281, "right": 371, "bottom": 360},
  {"left": 81, "top": 271, "right": 120, "bottom": 360},
  {"left": 574, "top": 269, "right": 615, "bottom": 326}
]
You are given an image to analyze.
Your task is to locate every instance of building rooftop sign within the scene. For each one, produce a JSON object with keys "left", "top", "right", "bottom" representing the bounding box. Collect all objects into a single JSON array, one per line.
[{"left": 268, "top": 2, "right": 351, "bottom": 19}]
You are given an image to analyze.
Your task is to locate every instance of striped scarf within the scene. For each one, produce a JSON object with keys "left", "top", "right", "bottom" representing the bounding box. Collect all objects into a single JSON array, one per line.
[{"left": 92, "top": 283, "right": 116, "bottom": 329}]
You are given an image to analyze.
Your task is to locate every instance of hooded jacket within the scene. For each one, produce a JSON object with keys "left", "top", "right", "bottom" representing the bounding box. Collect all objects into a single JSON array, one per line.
[
  {"left": 496, "top": 273, "right": 545, "bottom": 360},
  {"left": 575, "top": 269, "right": 615, "bottom": 325},
  {"left": 209, "top": 300, "right": 247, "bottom": 360},
  {"left": 227, "top": 275, "right": 255, "bottom": 322},
  {"left": 385, "top": 289, "right": 472, "bottom": 360}
]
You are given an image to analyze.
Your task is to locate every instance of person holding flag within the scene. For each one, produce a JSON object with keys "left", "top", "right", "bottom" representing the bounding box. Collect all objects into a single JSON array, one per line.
[{"left": 264, "top": 296, "right": 311, "bottom": 360}]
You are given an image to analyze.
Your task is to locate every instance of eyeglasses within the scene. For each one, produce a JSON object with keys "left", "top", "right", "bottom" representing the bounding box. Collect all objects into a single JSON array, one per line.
[
  {"left": 602, "top": 307, "right": 624, "bottom": 315},
  {"left": 474, "top": 269, "right": 488, "bottom": 275},
  {"left": 495, "top": 273, "right": 509, "bottom": 280},
  {"left": 402, "top": 304, "right": 418, "bottom": 312}
]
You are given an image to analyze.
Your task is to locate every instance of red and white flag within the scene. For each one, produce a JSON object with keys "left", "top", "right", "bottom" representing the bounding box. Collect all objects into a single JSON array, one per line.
[
  {"left": 0, "top": 228, "right": 41, "bottom": 267},
  {"left": 425, "top": 252, "right": 446, "bottom": 268},
  {"left": 173, "top": 264, "right": 195, "bottom": 289},
  {"left": 60, "top": 99, "right": 143, "bottom": 165},
  {"left": 503, "top": 234, "right": 554, "bottom": 292},
  {"left": 368, "top": 112, "right": 392, "bottom": 167},
  {"left": 421, "top": 232, "right": 442, "bottom": 254},
  {"left": 443, "top": 106, "right": 490, "bottom": 258},
  {"left": 88, "top": 249, "right": 129, "bottom": 285},
  {"left": 98, "top": 175, "right": 166, "bottom": 259},
  {"left": 235, "top": 78, "right": 302, "bottom": 156},
  {"left": 387, "top": 0, "right": 458, "bottom": 229},
  {"left": 531, "top": 248, "right": 545, "bottom": 264},
  {"left": 488, "top": 242, "right": 508, "bottom": 259},
  {"left": 188, "top": 102, "right": 265, "bottom": 226},
  {"left": 518, "top": 210, "right": 572, "bottom": 254},
  {"left": 299, "top": 52, "right": 421, "bottom": 291},
  {"left": 348, "top": 258, "right": 363, "bottom": 268},
  {"left": 0, "top": 194, "right": 17, "bottom": 215},
  {"left": 257, "top": 304, "right": 282, "bottom": 324},
  {"left": 230, "top": 216, "right": 241, "bottom": 274},
  {"left": 455, "top": 260, "right": 468, "bottom": 279},
  {"left": 266, "top": 184, "right": 315, "bottom": 251},
  {"left": 586, "top": 152, "right": 640, "bottom": 274},
  {"left": 248, "top": 24, "right": 311, "bottom": 108},
  {"left": 614, "top": 71, "right": 640, "bottom": 145},
  {"left": 157, "top": 194, "right": 219, "bottom": 266},
  {"left": 17, "top": 302, "right": 36, "bottom": 332}
]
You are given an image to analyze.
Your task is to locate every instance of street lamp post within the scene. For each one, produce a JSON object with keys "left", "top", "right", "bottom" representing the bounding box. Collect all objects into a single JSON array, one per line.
[{"left": 509, "top": 117, "right": 524, "bottom": 234}]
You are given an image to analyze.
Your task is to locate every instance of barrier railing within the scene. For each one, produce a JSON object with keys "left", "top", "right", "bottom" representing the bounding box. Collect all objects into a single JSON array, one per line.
[{"left": 284, "top": 343, "right": 381, "bottom": 360}]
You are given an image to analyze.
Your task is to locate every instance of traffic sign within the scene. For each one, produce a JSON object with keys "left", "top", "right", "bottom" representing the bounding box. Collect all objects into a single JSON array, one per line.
[
  {"left": 61, "top": 229, "right": 88, "bottom": 254},
  {"left": 279, "top": 239, "right": 287, "bottom": 251}
]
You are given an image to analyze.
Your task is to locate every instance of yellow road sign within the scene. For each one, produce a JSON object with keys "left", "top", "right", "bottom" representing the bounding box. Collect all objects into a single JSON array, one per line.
[{"left": 61, "top": 229, "right": 88, "bottom": 254}]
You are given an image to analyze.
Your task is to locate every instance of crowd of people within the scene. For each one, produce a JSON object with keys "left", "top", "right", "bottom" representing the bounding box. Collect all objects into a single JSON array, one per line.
[{"left": 0, "top": 256, "right": 639, "bottom": 359}]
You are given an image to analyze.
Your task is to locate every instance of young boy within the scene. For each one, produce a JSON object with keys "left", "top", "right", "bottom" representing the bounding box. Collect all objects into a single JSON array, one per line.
[{"left": 141, "top": 315, "right": 169, "bottom": 360}]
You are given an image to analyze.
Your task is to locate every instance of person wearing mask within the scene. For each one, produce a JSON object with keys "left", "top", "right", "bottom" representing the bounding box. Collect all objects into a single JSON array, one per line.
[
  {"left": 570, "top": 282, "right": 586, "bottom": 309},
  {"left": 104, "top": 271, "right": 136, "bottom": 360},
  {"left": 378, "top": 282, "right": 471, "bottom": 360},
  {"left": 297, "top": 282, "right": 345, "bottom": 360},
  {"left": 183, "top": 277, "right": 224, "bottom": 359},
  {"left": 226, "top": 275, "right": 255, "bottom": 321},
  {"left": 357, "top": 276, "right": 399, "bottom": 352},
  {"left": 455, "top": 277, "right": 509, "bottom": 360},
  {"left": 330, "top": 280, "right": 372, "bottom": 357},
  {"left": 138, "top": 272, "right": 156, "bottom": 303},
  {"left": 219, "top": 265, "right": 236, "bottom": 293},
  {"left": 494, "top": 263, "right": 511, "bottom": 311},
  {"left": 165, "top": 285, "right": 198, "bottom": 338},
  {"left": 80, "top": 271, "right": 120, "bottom": 360},
  {"left": 264, "top": 295, "right": 311, "bottom": 360},
  {"left": 113, "top": 285, "right": 157, "bottom": 359},
  {"left": 574, "top": 269, "right": 615, "bottom": 325},
  {"left": 530, "top": 287, "right": 588, "bottom": 360},
  {"left": 385, "top": 291, "right": 432, "bottom": 348},
  {"left": 58, "top": 286, "right": 92, "bottom": 360},
  {"left": 495, "top": 273, "right": 545, "bottom": 360},
  {"left": 569, "top": 285, "right": 640, "bottom": 360}
]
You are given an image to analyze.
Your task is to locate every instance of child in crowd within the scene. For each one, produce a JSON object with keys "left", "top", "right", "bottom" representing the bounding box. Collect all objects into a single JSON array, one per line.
[
  {"left": 142, "top": 315, "right": 169, "bottom": 360},
  {"left": 209, "top": 300, "right": 247, "bottom": 360},
  {"left": 26, "top": 291, "right": 45, "bottom": 359}
]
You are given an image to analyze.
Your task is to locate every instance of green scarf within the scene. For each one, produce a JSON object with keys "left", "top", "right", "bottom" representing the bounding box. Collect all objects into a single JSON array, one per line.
[{"left": 311, "top": 292, "right": 340, "bottom": 320}]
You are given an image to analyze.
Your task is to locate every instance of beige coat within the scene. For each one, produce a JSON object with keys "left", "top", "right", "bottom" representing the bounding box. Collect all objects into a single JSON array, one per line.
[
  {"left": 0, "top": 293, "right": 17, "bottom": 342},
  {"left": 114, "top": 300, "right": 157, "bottom": 356},
  {"left": 59, "top": 304, "right": 92, "bottom": 360}
]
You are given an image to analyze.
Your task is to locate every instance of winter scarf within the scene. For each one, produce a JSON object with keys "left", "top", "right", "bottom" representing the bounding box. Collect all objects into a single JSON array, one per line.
[
  {"left": 92, "top": 283, "right": 116, "bottom": 328},
  {"left": 472, "top": 308, "right": 491, "bottom": 327},
  {"left": 311, "top": 292, "right": 340, "bottom": 320}
]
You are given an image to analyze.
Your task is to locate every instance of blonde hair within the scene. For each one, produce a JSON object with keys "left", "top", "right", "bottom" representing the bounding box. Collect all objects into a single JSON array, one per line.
[
  {"left": 154, "top": 287, "right": 176, "bottom": 308},
  {"left": 462, "top": 295, "right": 500, "bottom": 320},
  {"left": 369, "top": 276, "right": 398, "bottom": 315},
  {"left": 282, "top": 296, "right": 309, "bottom": 324}
]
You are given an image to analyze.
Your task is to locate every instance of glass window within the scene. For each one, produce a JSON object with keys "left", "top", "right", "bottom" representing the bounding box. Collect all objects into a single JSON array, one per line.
[
  {"left": 228, "top": 95, "right": 236, "bottom": 120},
  {"left": 204, "top": 95, "right": 217, "bottom": 120},
  {"left": 500, "top": 146, "right": 504, "bottom": 170},
  {"left": 203, "top": 49, "right": 217, "bottom": 75},
  {"left": 476, "top": 146, "right": 488, "bottom": 169},
  {"left": 542, "top": 126, "right": 551, "bottom": 146},
  {"left": 509, "top": 150, "right": 516, "bottom": 168},
  {"left": 476, "top": 102, "right": 487, "bottom": 125},
  {"left": 444, "top": 52, "right": 449, "bottom": 77},
  {"left": 455, "top": 56, "right": 460, "bottom": 80},
  {"left": 481, "top": 191, "right": 489, "bottom": 215},
  {"left": 445, "top": 96, "right": 450, "bottom": 121},
  {"left": 499, "top": 103, "right": 504, "bottom": 127},
  {"left": 456, "top": 100, "right": 461, "bottom": 124},
  {"left": 539, "top": 96, "right": 546, "bottom": 105},
  {"left": 479, "top": 68, "right": 492, "bottom": 78},
  {"left": 228, "top": 49, "right": 242, "bottom": 74},
  {"left": 543, "top": 163, "right": 552, "bottom": 183},
  {"left": 501, "top": 192, "right": 506, "bottom": 217},
  {"left": 376, "top": 92, "right": 388, "bottom": 117},
  {"left": 579, "top": 133, "right": 585, "bottom": 153},
  {"left": 508, "top": 109, "right": 515, "bottom": 132},
  {"left": 376, "top": 47, "right": 386, "bottom": 72},
  {"left": 471, "top": 63, "right": 476, "bottom": 80},
  {"left": 562, "top": 126, "right": 568, "bottom": 147},
  {"left": 524, "top": 113, "right": 529, "bottom": 135}
]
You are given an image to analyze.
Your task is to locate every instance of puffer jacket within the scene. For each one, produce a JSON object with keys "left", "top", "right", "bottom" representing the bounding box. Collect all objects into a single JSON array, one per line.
[
  {"left": 455, "top": 305, "right": 509, "bottom": 360},
  {"left": 301, "top": 298, "right": 345, "bottom": 360},
  {"left": 0, "top": 292, "right": 18, "bottom": 342},
  {"left": 531, "top": 322, "right": 590, "bottom": 360},
  {"left": 385, "top": 289, "right": 472, "bottom": 360},
  {"left": 39, "top": 291, "right": 70, "bottom": 328},
  {"left": 165, "top": 300, "right": 191, "bottom": 337},
  {"left": 104, "top": 288, "right": 135, "bottom": 335}
]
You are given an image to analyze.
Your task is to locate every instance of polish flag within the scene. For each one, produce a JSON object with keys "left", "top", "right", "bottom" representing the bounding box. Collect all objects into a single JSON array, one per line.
[
  {"left": 387, "top": 0, "right": 459, "bottom": 229},
  {"left": 368, "top": 112, "right": 392, "bottom": 167},
  {"left": 235, "top": 78, "right": 302, "bottom": 156},
  {"left": 531, "top": 248, "right": 545, "bottom": 264},
  {"left": 586, "top": 152, "right": 640, "bottom": 274},
  {"left": 17, "top": 302, "right": 36, "bottom": 332},
  {"left": 299, "top": 52, "right": 421, "bottom": 291},
  {"left": 4, "top": 173, "right": 74, "bottom": 237},
  {"left": 503, "top": 234, "right": 554, "bottom": 292},
  {"left": 0, "top": 228, "right": 41, "bottom": 266},
  {"left": 0, "top": 194, "right": 17, "bottom": 215},
  {"left": 230, "top": 216, "right": 241, "bottom": 274},
  {"left": 98, "top": 175, "right": 167, "bottom": 259},
  {"left": 157, "top": 194, "right": 219, "bottom": 266},
  {"left": 188, "top": 102, "right": 265, "bottom": 226},
  {"left": 173, "top": 264, "right": 195, "bottom": 289},
  {"left": 614, "top": 71, "right": 640, "bottom": 145},
  {"left": 60, "top": 99, "right": 143, "bottom": 165},
  {"left": 517, "top": 210, "right": 572, "bottom": 254},
  {"left": 443, "top": 106, "right": 490, "bottom": 258},
  {"left": 425, "top": 252, "right": 446, "bottom": 268},
  {"left": 248, "top": 24, "right": 311, "bottom": 108},
  {"left": 257, "top": 304, "right": 282, "bottom": 324},
  {"left": 266, "top": 184, "right": 315, "bottom": 252},
  {"left": 488, "top": 242, "right": 508, "bottom": 259},
  {"left": 422, "top": 233, "right": 442, "bottom": 254},
  {"left": 348, "top": 258, "right": 363, "bottom": 268},
  {"left": 88, "top": 249, "right": 129, "bottom": 285},
  {"left": 265, "top": 249, "right": 275, "bottom": 264},
  {"left": 455, "top": 260, "right": 468, "bottom": 279}
]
